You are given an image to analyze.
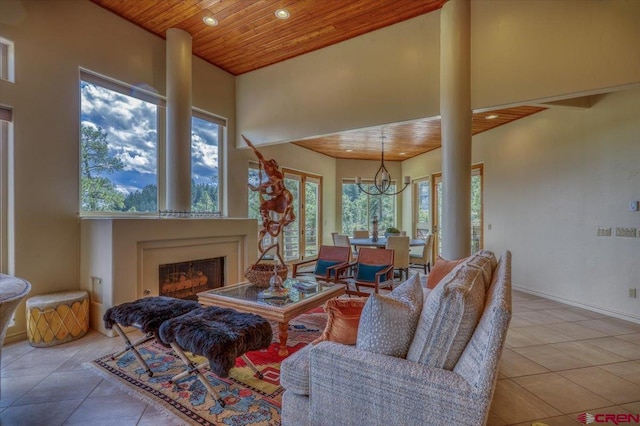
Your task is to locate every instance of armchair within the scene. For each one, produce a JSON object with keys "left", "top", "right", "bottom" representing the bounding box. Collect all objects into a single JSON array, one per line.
[
  {"left": 333, "top": 248, "right": 394, "bottom": 296},
  {"left": 291, "top": 245, "right": 351, "bottom": 282}
]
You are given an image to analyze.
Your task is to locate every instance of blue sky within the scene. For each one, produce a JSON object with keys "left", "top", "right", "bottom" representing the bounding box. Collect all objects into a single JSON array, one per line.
[{"left": 80, "top": 81, "right": 219, "bottom": 195}]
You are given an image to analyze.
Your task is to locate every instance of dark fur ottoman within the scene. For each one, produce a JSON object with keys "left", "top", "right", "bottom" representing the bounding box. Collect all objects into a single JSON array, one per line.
[
  {"left": 103, "top": 296, "right": 200, "bottom": 344},
  {"left": 158, "top": 306, "right": 273, "bottom": 378},
  {"left": 102, "top": 296, "right": 201, "bottom": 376}
]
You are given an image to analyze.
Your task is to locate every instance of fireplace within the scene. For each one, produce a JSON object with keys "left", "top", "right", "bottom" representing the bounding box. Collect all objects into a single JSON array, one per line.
[
  {"left": 159, "top": 257, "right": 224, "bottom": 300},
  {"left": 80, "top": 217, "right": 259, "bottom": 336}
]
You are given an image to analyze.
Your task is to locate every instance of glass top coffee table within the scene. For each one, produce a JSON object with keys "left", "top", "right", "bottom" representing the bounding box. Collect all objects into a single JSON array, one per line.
[{"left": 198, "top": 278, "right": 344, "bottom": 356}]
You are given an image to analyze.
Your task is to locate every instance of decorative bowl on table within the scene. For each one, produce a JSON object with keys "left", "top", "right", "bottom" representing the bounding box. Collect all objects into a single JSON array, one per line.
[{"left": 245, "top": 263, "right": 288, "bottom": 288}]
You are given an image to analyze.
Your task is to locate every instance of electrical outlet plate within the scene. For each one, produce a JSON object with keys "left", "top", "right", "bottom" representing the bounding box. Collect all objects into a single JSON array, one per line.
[
  {"left": 596, "top": 227, "right": 611, "bottom": 237},
  {"left": 629, "top": 288, "right": 637, "bottom": 298}
]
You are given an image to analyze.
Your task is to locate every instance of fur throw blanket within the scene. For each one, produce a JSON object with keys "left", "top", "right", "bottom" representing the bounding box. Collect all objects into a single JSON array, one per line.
[
  {"left": 103, "top": 296, "right": 200, "bottom": 344},
  {"left": 158, "top": 306, "right": 273, "bottom": 378}
]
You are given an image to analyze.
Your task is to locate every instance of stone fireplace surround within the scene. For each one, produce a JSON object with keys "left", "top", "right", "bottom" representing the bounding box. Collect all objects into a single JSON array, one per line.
[{"left": 80, "top": 217, "right": 258, "bottom": 335}]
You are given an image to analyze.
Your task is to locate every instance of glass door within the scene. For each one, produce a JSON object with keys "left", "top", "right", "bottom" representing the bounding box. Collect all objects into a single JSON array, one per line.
[
  {"left": 283, "top": 169, "right": 322, "bottom": 263},
  {"left": 432, "top": 164, "right": 483, "bottom": 258}
]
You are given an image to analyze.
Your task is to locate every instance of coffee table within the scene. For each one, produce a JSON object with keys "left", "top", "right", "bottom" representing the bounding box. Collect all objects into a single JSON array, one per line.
[{"left": 198, "top": 278, "right": 344, "bottom": 356}]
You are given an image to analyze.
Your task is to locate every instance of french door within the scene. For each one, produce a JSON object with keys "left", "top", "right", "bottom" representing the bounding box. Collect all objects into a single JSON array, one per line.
[
  {"left": 282, "top": 169, "right": 322, "bottom": 263},
  {"left": 432, "top": 164, "right": 484, "bottom": 258}
]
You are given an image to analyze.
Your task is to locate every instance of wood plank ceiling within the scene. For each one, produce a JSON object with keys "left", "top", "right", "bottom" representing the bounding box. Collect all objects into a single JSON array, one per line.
[{"left": 90, "top": 0, "right": 545, "bottom": 160}]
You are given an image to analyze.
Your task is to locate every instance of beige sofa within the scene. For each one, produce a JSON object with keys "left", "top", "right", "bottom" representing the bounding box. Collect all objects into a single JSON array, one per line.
[{"left": 281, "top": 250, "right": 512, "bottom": 426}]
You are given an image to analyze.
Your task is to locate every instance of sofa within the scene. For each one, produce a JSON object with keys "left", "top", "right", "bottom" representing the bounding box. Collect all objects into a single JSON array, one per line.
[{"left": 280, "top": 250, "right": 512, "bottom": 426}]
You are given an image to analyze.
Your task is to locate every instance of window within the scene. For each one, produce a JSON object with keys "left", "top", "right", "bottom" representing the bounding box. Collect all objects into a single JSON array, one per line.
[
  {"left": 342, "top": 181, "right": 396, "bottom": 235},
  {"left": 191, "top": 113, "right": 221, "bottom": 213},
  {"left": 413, "top": 177, "right": 430, "bottom": 236},
  {"left": 80, "top": 70, "right": 225, "bottom": 214},
  {"left": 432, "top": 164, "right": 483, "bottom": 255},
  {"left": 80, "top": 72, "right": 160, "bottom": 213},
  {"left": 0, "top": 106, "right": 12, "bottom": 274},
  {"left": 0, "top": 37, "right": 15, "bottom": 82},
  {"left": 248, "top": 163, "right": 322, "bottom": 262}
]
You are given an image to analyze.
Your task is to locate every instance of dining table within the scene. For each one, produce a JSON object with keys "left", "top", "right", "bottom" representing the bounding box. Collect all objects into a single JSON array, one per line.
[{"left": 350, "top": 237, "right": 425, "bottom": 249}]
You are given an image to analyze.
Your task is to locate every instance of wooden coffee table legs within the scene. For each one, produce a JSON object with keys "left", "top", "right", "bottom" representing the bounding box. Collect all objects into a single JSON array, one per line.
[{"left": 278, "top": 321, "right": 289, "bottom": 356}]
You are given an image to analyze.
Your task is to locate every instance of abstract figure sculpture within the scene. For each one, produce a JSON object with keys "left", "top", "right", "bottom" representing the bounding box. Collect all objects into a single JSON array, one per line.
[{"left": 244, "top": 135, "right": 295, "bottom": 256}]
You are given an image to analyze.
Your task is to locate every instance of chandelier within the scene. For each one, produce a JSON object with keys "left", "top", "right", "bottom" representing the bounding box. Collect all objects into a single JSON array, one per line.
[{"left": 355, "top": 130, "right": 410, "bottom": 196}]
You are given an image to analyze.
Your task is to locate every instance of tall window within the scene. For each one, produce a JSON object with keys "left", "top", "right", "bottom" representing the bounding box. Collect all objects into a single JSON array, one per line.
[
  {"left": 342, "top": 181, "right": 396, "bottom": 235},
  {"left": 191, "top": 113, "right": 221, "bottom": 212},
  {"left": 248, "top": 164, "right": 322, "bottom": 262},
  {"left": 80, "top": 70, "right": 224, "bottom": 214},
  {"left": 80, "top": 73, "right": 160, "bottom": 213},
  {"left": 413, "top": 177, "right": 430, "bottom": 236},
  {"left": 0, "top": 106, "right": 12, "bottom": 274}
]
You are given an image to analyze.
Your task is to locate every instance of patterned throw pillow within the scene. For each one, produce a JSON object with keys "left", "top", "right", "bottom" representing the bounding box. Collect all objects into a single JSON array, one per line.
[
  {"left": 356, "top": 263, "right": 388, "bottom": 282},
  {"left": 313, "top": 297, "right": 368, "bottom": 345},
  {"left": 314, "top": 259, "right": 341, "bottom": 277},
  {"left": 356, "top": 274, "right": 423, "bottom": 358}
]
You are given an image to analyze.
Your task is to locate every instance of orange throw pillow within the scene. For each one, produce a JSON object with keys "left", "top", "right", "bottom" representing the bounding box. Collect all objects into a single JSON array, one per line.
[
  {"left": 313, "top": 297, "right": 368, "bottom": 345},
  {"left": 426, "top": 256, "right": 467, "bottom": 289}
]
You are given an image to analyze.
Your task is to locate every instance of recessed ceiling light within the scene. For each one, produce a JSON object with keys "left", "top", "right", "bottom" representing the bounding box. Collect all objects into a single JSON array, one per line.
[
  {"left": 485, "top": 114, "right": 499, "bottom": 120},
  {"left": 346, "top": 149, "right": 353, "bottom": 152},
  {"left": 275, "top": 9, "right": 290, "bottom": 19},
  {"left": 399, "top": 152, "right": 407, "bottom": 156},
  {"left": 203, "top": 16, "right": 218, "bottom": 26}
]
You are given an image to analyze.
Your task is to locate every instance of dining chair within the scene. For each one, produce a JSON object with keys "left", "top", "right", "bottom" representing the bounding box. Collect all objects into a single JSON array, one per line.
[
  {"left": 351, "top": 230, "right": 369, "bottom": 258},
  {"left": 385, "top": 235, "right": 410, "bottom": 281},
  {"left": 332, "top": 233, "right": 354, "bottom": 261},
  {"left": 352, "top": 230, "right": 369, "bottom": 239},
  {"left": 409, "top": 233, "right": 434, "bottom": 274},
  {"left": 333, "top": 248, "right": 394, "bottom": 296},
  {"left": 291, "top": 245, "right": 351, "bottom": 282}
]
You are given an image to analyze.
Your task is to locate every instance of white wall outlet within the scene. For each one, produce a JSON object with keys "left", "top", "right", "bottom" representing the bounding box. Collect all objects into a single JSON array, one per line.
[
  {"left": 629, "top": 288, "right": 637, "bottom": 298},
  {"left": 615, "top": 227, "right": 637, "bottom": 238},
  {"left": 596, "top": 227, "right": 611, "bottom": 237}
]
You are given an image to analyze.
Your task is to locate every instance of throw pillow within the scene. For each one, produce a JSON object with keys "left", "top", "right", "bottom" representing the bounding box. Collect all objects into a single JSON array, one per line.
[
  {"left": 407, "top": 262, "right": 487, "bottom": 370},
  {"left": 426, "top": 255, "right": 467, "bottom": 289},
  {"left": 312, "top": 297, "right": 368, "bottom": 345},
  {"left": 314, "top": 259, "right": 341, "bottom": 278},
  {"left": 356, "top": 274, "right": 423, "bottom": 358},
  {"left": 356, "top": 263, "right": 388, "bottom": 282}
]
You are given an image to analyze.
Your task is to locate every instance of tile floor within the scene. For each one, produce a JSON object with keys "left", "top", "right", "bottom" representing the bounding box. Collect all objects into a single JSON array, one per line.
[{"left": 1, "top": 290, "right": 639, "bottom": 426}]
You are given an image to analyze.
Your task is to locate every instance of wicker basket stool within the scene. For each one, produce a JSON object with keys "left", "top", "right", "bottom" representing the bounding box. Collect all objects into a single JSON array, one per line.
[{"left": 26, "top": 290, "right": 89, "bottom": 347}]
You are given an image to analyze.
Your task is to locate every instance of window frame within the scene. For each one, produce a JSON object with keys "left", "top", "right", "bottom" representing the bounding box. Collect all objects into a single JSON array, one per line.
[
  {"left": 79, "top": 69, "right": 226, "bottom": 216},
  {"left": 341, "top": 178, "right": 397, "bottom": 235}
]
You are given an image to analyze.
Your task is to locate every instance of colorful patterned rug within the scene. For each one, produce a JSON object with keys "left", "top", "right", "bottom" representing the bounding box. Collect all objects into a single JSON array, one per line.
[{"left": 86, "top": 311, "right": 326, "bottom": 426}]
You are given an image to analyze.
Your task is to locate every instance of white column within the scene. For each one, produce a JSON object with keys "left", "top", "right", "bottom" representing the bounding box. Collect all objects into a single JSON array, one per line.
[
  {"left": 166, "top": 28, "right": 192, "bottom": 211},
  {"left": 441, "top": 0, "right": 471, "bottom": 259}
]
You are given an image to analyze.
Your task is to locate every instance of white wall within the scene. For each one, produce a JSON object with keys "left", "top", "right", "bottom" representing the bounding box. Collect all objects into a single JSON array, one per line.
[{"left": 403, "top": 87, "right": 640, "bottom": 321}]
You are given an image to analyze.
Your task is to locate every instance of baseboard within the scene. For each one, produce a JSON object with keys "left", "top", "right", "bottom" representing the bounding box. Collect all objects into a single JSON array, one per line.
[
  {"left": 513, "top": 285, "right": 640, "bottom": 325},
  {"left": 4, "top": 330, "right": 27, "bottom": 344}
]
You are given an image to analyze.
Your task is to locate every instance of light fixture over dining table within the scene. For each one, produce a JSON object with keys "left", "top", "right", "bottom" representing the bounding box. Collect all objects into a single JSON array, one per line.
[{"left": 355, "top": 129, "right": 410, "bottom": 196}]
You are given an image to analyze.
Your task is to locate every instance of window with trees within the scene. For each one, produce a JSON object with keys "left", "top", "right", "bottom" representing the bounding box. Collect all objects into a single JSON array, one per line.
[
  {"left": 414, "top": 177, "right": 430, "bottom": 236},
  {"left": 342, "top": 181, "right": 396, "bottom": 235},
  {"left": 0, "top": 106, "right": 12, "bottom": 274},
  {"left": 248, "top": 164, "right": 322, "bottom": 262},
  {"left": 80, "top": 71, "right": 223, "bottom": 214}
]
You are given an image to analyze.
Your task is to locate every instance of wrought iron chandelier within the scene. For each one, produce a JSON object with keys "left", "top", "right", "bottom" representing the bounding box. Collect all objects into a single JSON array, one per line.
[{"left": 355, "top": 130, "right": 410, "bottom": 196}]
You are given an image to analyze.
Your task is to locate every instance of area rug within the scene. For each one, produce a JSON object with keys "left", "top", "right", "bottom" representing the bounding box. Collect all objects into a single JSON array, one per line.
[{"left": 86, "top": 311, "right": 326, "bottom": 426}]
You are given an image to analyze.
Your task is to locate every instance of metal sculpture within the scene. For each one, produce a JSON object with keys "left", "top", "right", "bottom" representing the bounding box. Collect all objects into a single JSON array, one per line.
[{"left": 244, "top": 135, "right": 295, "bottom": 255}]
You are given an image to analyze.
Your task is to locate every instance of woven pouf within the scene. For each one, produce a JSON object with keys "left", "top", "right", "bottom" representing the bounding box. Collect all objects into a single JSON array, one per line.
[{"left": 26, "top": 290, "right": 89, "bottom": 347}]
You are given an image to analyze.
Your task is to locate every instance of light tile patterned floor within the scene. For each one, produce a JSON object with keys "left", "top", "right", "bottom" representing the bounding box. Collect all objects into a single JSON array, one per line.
[{"left": 1, "top": 290, "right": 639, "bottom": 425}]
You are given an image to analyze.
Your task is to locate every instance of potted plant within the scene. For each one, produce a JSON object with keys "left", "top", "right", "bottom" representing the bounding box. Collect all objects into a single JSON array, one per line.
[{"left": 385, "top": 227, "right": 401, "bottom": 237}]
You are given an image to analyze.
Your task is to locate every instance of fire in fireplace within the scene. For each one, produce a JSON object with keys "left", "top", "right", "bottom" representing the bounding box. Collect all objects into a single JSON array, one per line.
[{"left": 159, "top": 257, "right": 224, "bottom": 300}]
